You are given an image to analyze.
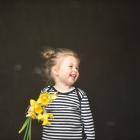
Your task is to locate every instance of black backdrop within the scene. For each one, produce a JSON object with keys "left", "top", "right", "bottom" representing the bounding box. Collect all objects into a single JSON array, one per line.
[{"left": 0, "top": 1, "right": 139, "bottom": 140}]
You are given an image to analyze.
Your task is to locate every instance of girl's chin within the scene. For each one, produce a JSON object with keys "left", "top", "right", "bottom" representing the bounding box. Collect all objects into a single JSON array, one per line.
[
  {"left": 67, "top": 80, "right": 77, "bottom": 86},
  {"left": 66, "top": 77, "right": 78, "bottom": 85}
]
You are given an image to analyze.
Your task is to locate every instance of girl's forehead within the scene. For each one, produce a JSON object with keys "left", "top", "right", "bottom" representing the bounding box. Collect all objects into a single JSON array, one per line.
[{"left": 56, "top": 55, "right": 80, "bottom": 64}]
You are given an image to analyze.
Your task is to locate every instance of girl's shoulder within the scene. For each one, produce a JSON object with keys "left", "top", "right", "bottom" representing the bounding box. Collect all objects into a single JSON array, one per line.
[
  {"left": 41, "top": 85, "right": 56, "bottom": 93},
  {"left": 75, "top": 87, "right": 87, "bottom": 98}
]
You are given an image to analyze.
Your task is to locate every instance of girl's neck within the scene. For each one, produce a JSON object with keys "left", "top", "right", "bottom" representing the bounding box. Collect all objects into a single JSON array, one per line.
[{"left": 54, "top": 84, "right": 74, "bottom": 93}]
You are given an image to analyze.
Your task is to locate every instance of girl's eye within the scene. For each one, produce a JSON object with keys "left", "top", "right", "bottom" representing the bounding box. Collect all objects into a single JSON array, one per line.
[{"left": 68, "top": 66, "right": 79, "bottom": 70}]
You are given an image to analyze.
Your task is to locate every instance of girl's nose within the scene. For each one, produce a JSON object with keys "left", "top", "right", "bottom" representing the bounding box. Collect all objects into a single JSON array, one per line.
[{"left": 73, "top": 67, "right": 78, "bottom": 72}]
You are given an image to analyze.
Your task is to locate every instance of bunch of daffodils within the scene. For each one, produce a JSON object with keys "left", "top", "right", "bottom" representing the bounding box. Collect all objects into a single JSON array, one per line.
[{"left": 18, "top": 91, "right": 57, "bottom": 140}]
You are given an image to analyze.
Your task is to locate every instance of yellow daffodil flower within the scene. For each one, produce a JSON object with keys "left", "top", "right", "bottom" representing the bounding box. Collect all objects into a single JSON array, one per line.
[
  {"left": 26, "top": 111, "right": 36, "bottom": 119},
  {"left": 30, "top": 99, "right": 43, "bottom": 114},
  {"left": 41, "top": 113, "right": 54, "bottom": 126},
  {"left": 36, "top": 113, "right": 54, "bottom": 126},
  {"left": 37, "top": 93, "right": 49, "bottom": 106},
  {"left": 48, "top": 92, "right": 57, "bottom": 102}
]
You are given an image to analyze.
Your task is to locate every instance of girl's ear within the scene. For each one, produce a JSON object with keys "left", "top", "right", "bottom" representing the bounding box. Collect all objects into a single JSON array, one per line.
[{"left": 52, "top": 65, "right": 59, "bottom": 76}]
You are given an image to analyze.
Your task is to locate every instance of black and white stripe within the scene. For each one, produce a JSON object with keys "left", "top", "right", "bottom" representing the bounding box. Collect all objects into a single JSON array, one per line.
[{"left": 41, "top": 86, "right": 95, "bottom": 140}]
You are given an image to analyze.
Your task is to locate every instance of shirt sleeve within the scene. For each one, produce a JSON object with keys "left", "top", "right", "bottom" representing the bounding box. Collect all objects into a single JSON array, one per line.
[{"left": 81, "top": 92, "right": 96, "bottom": 140}]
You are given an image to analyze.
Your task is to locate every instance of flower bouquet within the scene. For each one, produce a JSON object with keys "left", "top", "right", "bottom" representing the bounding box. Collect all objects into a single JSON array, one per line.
[{"left": 18, "top": 91, "right": 57, "bottom": 140}]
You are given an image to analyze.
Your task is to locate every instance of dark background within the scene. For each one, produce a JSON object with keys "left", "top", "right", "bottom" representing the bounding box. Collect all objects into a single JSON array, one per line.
[{"left": 0, "top": 0, "right": 139, "bottom": 140}]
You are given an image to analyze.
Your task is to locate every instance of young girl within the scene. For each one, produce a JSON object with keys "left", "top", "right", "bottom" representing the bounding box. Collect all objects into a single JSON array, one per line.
[{"left": 41, "top": 47, "right": 95, "bottom": 140}]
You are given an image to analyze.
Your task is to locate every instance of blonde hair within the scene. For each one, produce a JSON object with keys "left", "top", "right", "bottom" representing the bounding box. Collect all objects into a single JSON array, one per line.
[{"left": 41, "top": 47, "right": 80, "bottom": 84}]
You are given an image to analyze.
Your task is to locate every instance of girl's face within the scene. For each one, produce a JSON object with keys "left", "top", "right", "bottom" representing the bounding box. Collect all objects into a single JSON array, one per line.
[{"left": 52, "top": 55, "right": 80, "bottom": 87}]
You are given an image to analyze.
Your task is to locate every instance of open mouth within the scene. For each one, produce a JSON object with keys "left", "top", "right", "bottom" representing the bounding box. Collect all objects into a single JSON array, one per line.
[{"left": 70, "top": 74, "right": 77, "bottom": 79}]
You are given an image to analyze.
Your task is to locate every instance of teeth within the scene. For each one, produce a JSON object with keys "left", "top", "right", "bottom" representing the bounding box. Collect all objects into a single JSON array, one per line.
[{"left": 71, "top": 74, "right": 76, "bottom": 78}]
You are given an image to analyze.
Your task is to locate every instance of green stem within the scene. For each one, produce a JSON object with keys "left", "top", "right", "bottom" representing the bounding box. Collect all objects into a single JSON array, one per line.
[
  {"left": 19, "top": 117, "right": 30, "bottom": 134},
  {"left": 29, "top": 118, "right": 32, "bottom": 140},
  {"left": 23, "top": 118, "right": 31, "bottom": 140}
]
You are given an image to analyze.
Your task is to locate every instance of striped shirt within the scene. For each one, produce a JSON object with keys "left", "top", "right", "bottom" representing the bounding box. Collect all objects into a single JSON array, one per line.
[{"left": 41, "top": 86, "right": 95, "bottom": 140}]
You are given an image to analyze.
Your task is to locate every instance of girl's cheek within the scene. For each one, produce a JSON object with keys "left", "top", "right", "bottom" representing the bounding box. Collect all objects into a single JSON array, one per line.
[{"left": 77, "top": 73, "right": 80, "bottom": 79}]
